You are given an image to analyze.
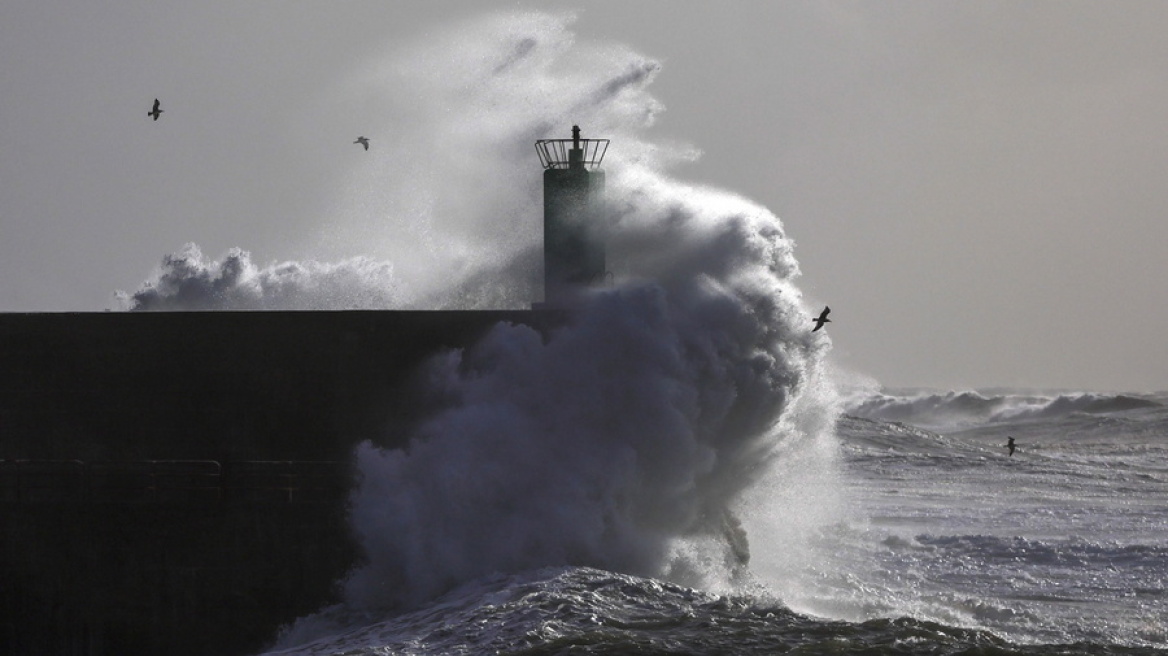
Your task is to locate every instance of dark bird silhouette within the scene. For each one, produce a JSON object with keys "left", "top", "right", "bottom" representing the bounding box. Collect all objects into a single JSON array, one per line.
[
  {"left": 812, "top": 306, "right": 831, "bottom": 332},
  {"left": 354, "top": 136, "right": 370, "bottom": 151},
  {"left": 1006, "top": 436, "right": 1016, "bottom": 457},
  {"left": 148, "top": 98, "right": 163, "bottom": 121}
]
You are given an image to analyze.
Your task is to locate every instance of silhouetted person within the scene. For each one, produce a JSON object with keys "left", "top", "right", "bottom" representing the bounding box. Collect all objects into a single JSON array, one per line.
[
  {"left": 354, "top": 136, "right": 370, "bottom": 151},
  {"left": 148, "top": 98, "right": 163, "bottom": 121},
  {"left": 1006, "top": 436, "right": 1016, "bottom": 457},
  {"left": 812, "top": 306, "right": 831, "bottom": 332}
]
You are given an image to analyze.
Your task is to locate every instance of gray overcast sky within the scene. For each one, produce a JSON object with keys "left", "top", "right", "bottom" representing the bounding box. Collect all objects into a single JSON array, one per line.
[{"left": 2, "top": 1, "right": 1166, "bottom": 392}]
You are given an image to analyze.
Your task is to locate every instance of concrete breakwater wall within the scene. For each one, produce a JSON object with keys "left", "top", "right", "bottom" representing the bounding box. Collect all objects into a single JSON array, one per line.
[
  {"left": 1, "top": 479, "right": 354, "bottom": 655},
  {"left": 0, "top": 309, "right": 548, "bottom": 655}
]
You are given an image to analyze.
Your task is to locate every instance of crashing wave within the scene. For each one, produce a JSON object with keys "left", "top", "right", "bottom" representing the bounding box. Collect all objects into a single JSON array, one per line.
[
  {"left": 847, "top": 389, "right": 1160, "bottom": 432},
  {"left": 255, "top": 11, "right": 849, "bottom": 652}
]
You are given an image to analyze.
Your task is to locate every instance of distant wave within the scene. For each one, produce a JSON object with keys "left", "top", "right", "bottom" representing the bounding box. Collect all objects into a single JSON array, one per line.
[
  {"left": 847, "top": 390, "right": 1161, "bottom": 432},
  {"left": 912, "top": 534, "right": 1168, "bottom": 569}
]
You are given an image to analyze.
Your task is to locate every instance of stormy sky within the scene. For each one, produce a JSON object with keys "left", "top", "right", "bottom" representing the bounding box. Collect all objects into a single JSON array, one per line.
[{"left": 2, "top": 1, "right": 1166, "bottom": 392}]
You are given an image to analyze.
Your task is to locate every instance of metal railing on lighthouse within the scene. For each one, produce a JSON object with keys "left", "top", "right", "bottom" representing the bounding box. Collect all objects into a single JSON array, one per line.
[{"left": 535, "top": 125, "right": 608, "bottom": 171}]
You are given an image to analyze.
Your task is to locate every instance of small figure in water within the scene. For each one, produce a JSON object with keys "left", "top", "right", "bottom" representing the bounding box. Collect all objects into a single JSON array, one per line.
[{"left": 1006, "top": 436, "right": 1016, "bottom": 457}]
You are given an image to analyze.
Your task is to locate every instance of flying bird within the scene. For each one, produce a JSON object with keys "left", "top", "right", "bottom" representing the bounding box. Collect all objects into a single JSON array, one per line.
[
  {"left": 353, "top": 136, "right": 370, "bottom": 151},
  {"left": 148, "top": 98, "right": 163, "bottom": 121},
  {"left": 812, "top": 306, "right": 831, "bottom": 332}
]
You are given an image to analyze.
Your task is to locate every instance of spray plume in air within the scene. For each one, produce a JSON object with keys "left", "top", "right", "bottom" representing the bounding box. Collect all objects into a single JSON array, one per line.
[{"left": 311, "top": 11, "right": 843, "bottom": 619}]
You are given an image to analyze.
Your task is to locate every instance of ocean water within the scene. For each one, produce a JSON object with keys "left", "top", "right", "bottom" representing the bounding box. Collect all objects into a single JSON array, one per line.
[
  {"left": 810, "top": 391, "right": 1168, "bottom": 651},
  {"left": 256, "top": 391, "right": 1167, "bottom": 656}
]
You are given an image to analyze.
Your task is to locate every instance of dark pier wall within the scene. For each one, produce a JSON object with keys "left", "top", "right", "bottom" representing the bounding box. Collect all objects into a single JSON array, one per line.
[
  {"left": 2, "top": 495, "right": 355, "bottom": 656},
  {"left": 0, "top": 309, "right": 547, "bottom": 655},
  {"left": 0, "top": 310, "right": 539, "bottom": 461}
]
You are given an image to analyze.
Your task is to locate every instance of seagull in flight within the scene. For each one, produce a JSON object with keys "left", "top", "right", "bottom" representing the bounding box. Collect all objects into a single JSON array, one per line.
[
  {"left": 353, "top": 136, "right": 370, "bottom": 151},
  {"left": 148, "top": 98, "right": 163, "bottom": 121},
  {"left": 812, "top": 306, "right": 831, "bottom": 332}
]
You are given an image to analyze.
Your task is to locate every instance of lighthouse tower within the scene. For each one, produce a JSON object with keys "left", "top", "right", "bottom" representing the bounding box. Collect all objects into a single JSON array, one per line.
[{"left": 534, "top": 125, "right": 608, "bottom": 305}]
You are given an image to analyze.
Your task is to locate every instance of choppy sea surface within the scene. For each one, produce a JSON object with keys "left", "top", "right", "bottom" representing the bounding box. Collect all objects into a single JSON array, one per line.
[{"left": 263, "top": 390, "right": 1168, "bottom": 655}]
